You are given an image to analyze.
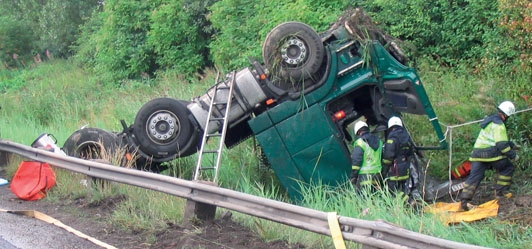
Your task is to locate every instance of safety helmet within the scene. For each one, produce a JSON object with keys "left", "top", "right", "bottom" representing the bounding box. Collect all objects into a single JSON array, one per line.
[
  {"left": 497, "top": 101, "right": 515, "bottom": 117},
  {"left": 354, "top": 121, "right": 368, "bottom": 135},
  {"left": 388, "top": 116, "right": 403, "bottom": 128}
]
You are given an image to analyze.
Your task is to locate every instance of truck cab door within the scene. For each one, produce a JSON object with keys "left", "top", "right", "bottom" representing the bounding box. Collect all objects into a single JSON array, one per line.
[{"left": 381, "top": 78, "right": 426, "bottom": 115}]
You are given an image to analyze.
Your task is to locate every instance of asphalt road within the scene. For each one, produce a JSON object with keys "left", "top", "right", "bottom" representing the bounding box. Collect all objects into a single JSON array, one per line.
[{"left": 0, "top": 177, "right": 104, "bottom": 249}]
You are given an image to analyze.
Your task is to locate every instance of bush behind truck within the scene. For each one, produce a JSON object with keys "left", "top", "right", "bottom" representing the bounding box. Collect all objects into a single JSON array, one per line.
[{"left": 62, "top": 9, "right": 460, "bottom": 201}]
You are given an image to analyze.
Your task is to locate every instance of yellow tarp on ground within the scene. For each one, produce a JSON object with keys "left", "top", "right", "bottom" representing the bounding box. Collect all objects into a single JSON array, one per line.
[{"left": 425, "top": 199, "right": 499, "bottom": 225}]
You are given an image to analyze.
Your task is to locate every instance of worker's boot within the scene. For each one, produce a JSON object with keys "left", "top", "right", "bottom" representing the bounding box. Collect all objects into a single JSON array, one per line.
[
  {"left": 495, "top": 190, "right": 513, "bottom": 199},
  {"left": 459, "top": 198, "right": 477, "bottom": 211},
  {"left": 460, "top": 200, "right": 469, "bottom": 211},
  {"left": 494, "top": 175, "right": 512, "bottom": 199}
]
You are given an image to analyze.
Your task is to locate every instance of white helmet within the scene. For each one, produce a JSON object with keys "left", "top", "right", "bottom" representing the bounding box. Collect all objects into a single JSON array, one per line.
[
  {"left": 354, "top": 121, "right": 368, "bottom": 135},
  {"left": 388, "top": 116, "right": 403, "bottom": 128},
  {"left": 498, "top": 101, "right": 515, "bottom": 117}
]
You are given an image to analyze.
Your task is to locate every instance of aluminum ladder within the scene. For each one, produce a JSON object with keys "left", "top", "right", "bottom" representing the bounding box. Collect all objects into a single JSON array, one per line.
[{"left": 193, "top": 71, "right": 236, "bottom": 183}]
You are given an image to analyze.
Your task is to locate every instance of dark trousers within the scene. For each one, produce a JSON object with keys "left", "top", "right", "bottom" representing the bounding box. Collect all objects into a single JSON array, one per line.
[
  {"left": 460, "top": 159, "right": 515, "bottom": 201},
  {"left": 356, "top": 173, "right": 383, "bottom": 192},
  {"left": 388, "top": 180, "right": 408, "bottom": 196}
]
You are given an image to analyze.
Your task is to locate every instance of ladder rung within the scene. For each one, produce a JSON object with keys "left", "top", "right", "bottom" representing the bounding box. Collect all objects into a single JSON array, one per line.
[
  {"left": 194, "top": 71, "right": 237, "bottom": 182},
  {"left": 199, "top": 166, "right": 216, "bottom": 170}
]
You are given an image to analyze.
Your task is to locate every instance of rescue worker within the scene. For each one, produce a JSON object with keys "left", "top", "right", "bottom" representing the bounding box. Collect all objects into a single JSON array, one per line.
[
  {"left": 460, "top": 101, "right": 519, "bottom": 211},
  {"left": 382, "top": 116, "right": 414, "bottom": 195},
  {"left": 350, "top": 121, "right": 383, "bottom": 190}
]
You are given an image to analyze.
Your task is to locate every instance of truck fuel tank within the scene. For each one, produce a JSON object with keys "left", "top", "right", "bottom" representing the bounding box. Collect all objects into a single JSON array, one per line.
[{"left": 187, "top": 67, "right": 268, "bottom": 133}]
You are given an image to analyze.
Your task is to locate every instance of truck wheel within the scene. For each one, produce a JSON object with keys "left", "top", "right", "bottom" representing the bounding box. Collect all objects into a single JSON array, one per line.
[
  {"left": 388, "top": 41, "right": 408, "bottom": 65},
  {"left": 133, "top": 98, "right": 199, "bottom": 159},
  {"left": 63, "top": 128, "right": 118, "bottom": 159},
  {"left": 262, "top": 22, "right": 324, "bottom": 83}
]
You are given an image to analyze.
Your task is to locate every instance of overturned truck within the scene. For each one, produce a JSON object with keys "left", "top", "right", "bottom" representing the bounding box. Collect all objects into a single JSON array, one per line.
[{"left": 63, "top": 9, "right": 459, "bottom": 200}]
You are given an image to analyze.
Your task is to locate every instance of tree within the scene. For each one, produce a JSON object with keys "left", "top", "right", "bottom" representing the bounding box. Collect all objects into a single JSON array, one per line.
[{"left": 0, "top": 0, "right": 101, "bottom": 66}]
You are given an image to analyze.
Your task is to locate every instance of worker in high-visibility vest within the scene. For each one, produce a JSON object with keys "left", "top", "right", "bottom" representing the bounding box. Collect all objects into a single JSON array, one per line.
[
  {"left": 350, "top": 121, "right": 383, "bottom": 191},
  {"left": 460, "top": 101, "right": 519, "bottom": 211}
]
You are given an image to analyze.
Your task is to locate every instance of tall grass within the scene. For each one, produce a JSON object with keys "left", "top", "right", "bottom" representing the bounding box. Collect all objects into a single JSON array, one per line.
[
  {"left": 2, "top": 59, "right": 531, "bottom": 248},
  {"left": 298, "top": 183, "right": 504, "bottom": 248},
  {"left": 405, "top": 59, "right": 531, "bottom": 179}
]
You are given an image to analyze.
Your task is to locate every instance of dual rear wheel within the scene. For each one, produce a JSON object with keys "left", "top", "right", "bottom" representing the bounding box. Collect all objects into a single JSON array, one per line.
[{"left": 262, "top": 22, "right": 325, "bottom": 93}]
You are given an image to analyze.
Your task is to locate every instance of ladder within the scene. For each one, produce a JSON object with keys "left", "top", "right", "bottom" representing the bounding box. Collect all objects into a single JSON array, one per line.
[{"left": 193, "top": 71, "right": 236, "bottom": 183}]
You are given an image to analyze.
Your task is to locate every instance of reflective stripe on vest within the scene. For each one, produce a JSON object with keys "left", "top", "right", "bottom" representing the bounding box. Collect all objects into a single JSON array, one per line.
[
  {"left": 470, "top": 122, "right": 511, "bottom": 162},
  {"left": 389, "top": 175, "right": 410, "bottom": 181},
  {"left": 473, "top": 122, "right": 508, "bottom": 149}
]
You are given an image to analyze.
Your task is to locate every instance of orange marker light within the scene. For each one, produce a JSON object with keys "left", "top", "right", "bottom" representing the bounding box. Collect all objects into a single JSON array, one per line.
[
  {"left": 266, "top": 99, "right": 276, "bottom": 105},
  {"left": 260, "top": 74, "right": 267, "bottom": 80},
  {"left": 333, "top": 110, "right": 346, "bottom": 121}
]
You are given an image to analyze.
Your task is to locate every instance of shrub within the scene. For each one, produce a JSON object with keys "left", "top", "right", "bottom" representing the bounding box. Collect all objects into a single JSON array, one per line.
[
  {"left": 148, "top": 0, "right": 216, "bottom": 79},
  {"left": 208, "top": 0, "right": 350, "bottom": 70},
  {"left": 495, "top": 0, "right": 532, "bottom": 73},
  {"left": 0, "top": 15, "right": 36, "bottom": 68},
  {"left": 357, "top": 0, "right": 502, "bottom": 67}
]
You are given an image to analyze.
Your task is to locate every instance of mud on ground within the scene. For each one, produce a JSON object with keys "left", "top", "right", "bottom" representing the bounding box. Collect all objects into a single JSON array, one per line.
[
  {"left": 0, "top": 188, "right": 303, "bottom": 249},
  {"left": 0, "top": 167, "right": 303, "bottom": 249},
  {"left": 467, "top": 183, "right": 532, "bottom": 226}
]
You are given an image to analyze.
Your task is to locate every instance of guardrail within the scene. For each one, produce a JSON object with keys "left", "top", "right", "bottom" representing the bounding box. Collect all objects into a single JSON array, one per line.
[{"left": 0, "top": 140, "right": 492, "bottom": 249}]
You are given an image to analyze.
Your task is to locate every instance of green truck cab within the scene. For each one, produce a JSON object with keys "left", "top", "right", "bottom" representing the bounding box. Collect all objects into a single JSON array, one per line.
[
  {"left": 63, "top": 12, "right": 450, "bottom": 200},
  {"left": 246, "top": 23, "right": 446, "bottom": 199}
]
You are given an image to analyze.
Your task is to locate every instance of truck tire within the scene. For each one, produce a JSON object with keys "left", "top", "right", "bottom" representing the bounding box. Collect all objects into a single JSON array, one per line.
[
  {"left": 388, "top": 41, "right": 408, "bottom": 65},
  {"left": 262, "top": 22, "right": 324, "bottom": 83},
  {"left": 63, "top": 128, "right": 118, "bottom": 160},
  {"left": 132, "top": 98, "right": 199, "bottom": 159}
]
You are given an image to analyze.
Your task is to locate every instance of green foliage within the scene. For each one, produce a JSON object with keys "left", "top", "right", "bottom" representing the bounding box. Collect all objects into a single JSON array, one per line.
[
  {"left": 85, "top": 0, "right": 158, "bottom": 85},
  {"left": 0, "top": 14, "right": 36, "bottom": 68},
  {"left": 112, "top": 188, "right": 185, "bottom": 231},
  {"left": 0, "top": 0, "right": 100, "bottom": 63},
  {"left": 3, "top": 0, "right": 530, "bottom": 85},
  {"left": 295, "top": 182, "right": 508, "bottom": 247},
  {"left": 74, "top": 0, "right": 216, "bottom": 85},
  {"left": 0, "top": 70, "right": 29, "bottom": 92},
  {"left": 357, "top": 0, "right": 503, "bottom": 67},
  {"left": 148, "top": 0, "right": 216, "bottom": 78},
  {"left": 208, "top": 0, "right": 350, "bottom": 70},
  {"left": 356, "top": 0, "right": 436, "bottom": 59},
  {"left": 33, "top": 0, "right": 102, "bottom": 57},
  {"left": 72, "top": 6, "right": 104, "bottom": 68},
  {"left": 493, "top": 0, "right": 532, "bottom": 73}
]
